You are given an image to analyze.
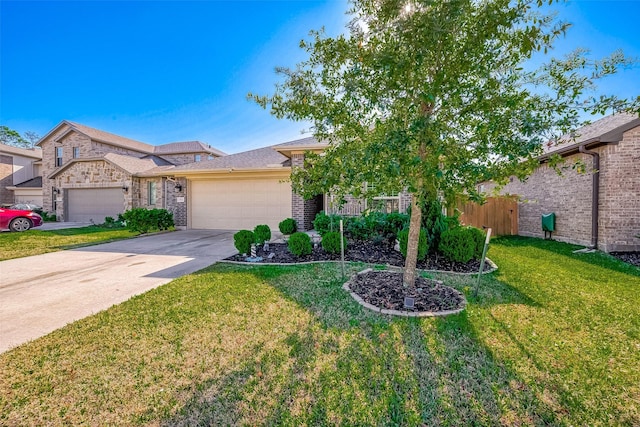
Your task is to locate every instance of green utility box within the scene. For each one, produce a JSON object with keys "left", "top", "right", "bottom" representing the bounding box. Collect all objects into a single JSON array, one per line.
[{"left": 542, "top": 213, "right": 555, "bottom": 232}]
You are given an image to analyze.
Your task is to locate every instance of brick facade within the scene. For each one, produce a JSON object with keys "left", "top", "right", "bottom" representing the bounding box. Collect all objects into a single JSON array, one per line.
[
  {"left": 495, "top": 125, "right": 640, "bottom": 252},
  {"left": 164, "top": 178, "right": 187, "bottom": 227}
]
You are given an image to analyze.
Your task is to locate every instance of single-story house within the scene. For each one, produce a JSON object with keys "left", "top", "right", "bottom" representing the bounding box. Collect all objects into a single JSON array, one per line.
[
  {"left": 0, "top": 143, "right": 43, "bottom": 207},
  {"left": 487, "top": 112, "right": 640, "bottom": 252}
]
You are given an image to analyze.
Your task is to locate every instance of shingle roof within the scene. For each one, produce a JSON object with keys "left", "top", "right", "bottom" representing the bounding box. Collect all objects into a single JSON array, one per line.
[
  {"left": 65, "top": 121, "right": 155, "bottom": 153},
  {"left": 0, "top": 143, "right": 43, "bottom": 159},
  {"left": 172, "top": 146, "right": 290, "bottom": 171},
  {"left": 272, "top": 136, "right": 324, "bottom": 148},
  {"left": 14, "top": 176, "right": 42, "bottom": 188},
  {"left": 103, "top": 153, "right": 174, "bottom": 175},
  {"left": 153, "top": 141, "right": 226, "bottom": 157},
  {"left": 543, "top": 112, "right": 640, "bottom": 155}
]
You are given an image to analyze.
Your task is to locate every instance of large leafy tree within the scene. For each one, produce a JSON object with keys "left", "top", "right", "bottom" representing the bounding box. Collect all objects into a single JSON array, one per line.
[{"left": 251, "top": 0, "right": 637, "bottom": 287}]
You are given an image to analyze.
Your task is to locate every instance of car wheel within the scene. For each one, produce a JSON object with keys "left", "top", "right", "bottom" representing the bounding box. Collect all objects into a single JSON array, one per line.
[{"left": 9, "top": 217, "right": 32, "bottom": 232}]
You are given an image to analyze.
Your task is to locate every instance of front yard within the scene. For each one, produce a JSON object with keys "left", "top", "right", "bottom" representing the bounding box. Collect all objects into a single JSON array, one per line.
[
  {"left": 1, "top": 237, "right": 638, "bottom": 425},
  {"left": 0, "top": 226, "right": 137, "bottom": 261}
]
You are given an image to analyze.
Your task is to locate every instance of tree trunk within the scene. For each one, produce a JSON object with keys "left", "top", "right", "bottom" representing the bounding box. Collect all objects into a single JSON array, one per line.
[{"left": 403, "top": 194, "right": 422, "bottom": 288}]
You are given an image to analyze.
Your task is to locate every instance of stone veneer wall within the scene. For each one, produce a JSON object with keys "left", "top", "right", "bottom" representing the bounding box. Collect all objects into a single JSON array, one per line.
[
  {"left": 0, "top": 155, "right": 13, "bottom": 205},
  {"left": 158, "top": 153, "right": 212, "bottom": 166},
  {"left": 52, "top": 160, "right": 133, "bottom": 221}
]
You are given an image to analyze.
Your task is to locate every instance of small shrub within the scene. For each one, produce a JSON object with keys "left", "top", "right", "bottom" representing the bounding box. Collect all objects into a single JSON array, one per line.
[
  {"left": 466, "top": 226, "right": 487, "bottom": 259},
  {"left": 384, "top": 212, "right": 410, "bottom": 235},
  {"left": 397, "top": 228, "right": 428, "bottom": 261},
  {"left": 322, "top": 231, "right": 347, "bottom": 254},
  {"left": 253, "top": 224, "right": 271, "bottom": 244},
  {"left": 234, "top": 230, "right": 254, "bottom": 255},
  {"left": 99, "top": 216, "right": 124, "bottom": 229},
  {"left": 439, "top": 227, "right": 476, "bottom": 263},
  {"left": 313, "top": 211, "right": 341, "bottom": 236},
  {"left": 288, "top": 232, "right": 312, "bottom": 256},
  {"left": 279, "top": 218, "right": 297, "bottom": 235},
  {"left": 121, "top": 208, "right": 174, "bottom": 233}
]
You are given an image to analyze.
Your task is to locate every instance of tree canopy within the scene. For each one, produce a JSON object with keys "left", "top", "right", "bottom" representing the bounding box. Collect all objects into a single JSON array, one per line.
[
  {"left": 0, "top": 126, "right": 40, "bottom": 149},
  {"left": 251, "top": 0, "right": 638, "bottom": 286}
]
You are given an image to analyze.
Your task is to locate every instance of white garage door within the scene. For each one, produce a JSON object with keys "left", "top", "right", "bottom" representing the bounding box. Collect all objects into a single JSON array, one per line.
[
  {"left": 66, "top": 188, "right": 124, "bottom": 223},
  {"left": 190, "top": 178, "right": 292, "bottom": 230}
]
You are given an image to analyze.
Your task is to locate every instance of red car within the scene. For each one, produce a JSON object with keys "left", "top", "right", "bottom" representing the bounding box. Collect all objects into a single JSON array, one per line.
[{"left": 0, "top": 208, "right": 43, "bottom": 232}]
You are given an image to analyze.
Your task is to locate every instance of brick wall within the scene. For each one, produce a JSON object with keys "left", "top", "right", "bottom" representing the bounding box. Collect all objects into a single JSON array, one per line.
[
  {"left": 599, "top": 127, "right": 640, "bottom": 252},
  {"left": 495, "top": 124, "right": 640, "bottom": 252},
  {"left": 0, "top": 155, "right": 13, "bottom": 205},
  {"left": 499, "top": 155, "right": 594, "bottom": 247},
  {"left": 164, "top": 178, "right": 187, "bottom": 228},
  {"left": 159, "top": 153, "right": 210, "bottom": 166}
]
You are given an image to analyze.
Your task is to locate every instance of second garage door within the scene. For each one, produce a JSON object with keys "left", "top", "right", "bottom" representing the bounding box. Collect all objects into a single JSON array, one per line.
[
  {"left": 190, "top": 178, "right": 292, "bottom": 230},
  {"left": 66, "top": 188, "right": 125, "bottom": 223}
]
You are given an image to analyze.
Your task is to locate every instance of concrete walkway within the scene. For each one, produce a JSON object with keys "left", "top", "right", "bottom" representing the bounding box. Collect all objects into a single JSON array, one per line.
[
  {"left": 0, "top": 230, "right": 237, "bottom": 353},
  {"left": 39, "top": 221, "right": 91, "bottom": 231}
]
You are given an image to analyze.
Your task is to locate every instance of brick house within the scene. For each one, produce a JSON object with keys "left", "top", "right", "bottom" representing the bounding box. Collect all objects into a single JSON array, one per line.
[
  {"left": 489, "top": 112, "right": 640, "bottom": 252},
  {"left": 38, "top": 121, "right": 225, "bottom": 224},
  {"left": 0, "top": 143, "right": 43, "bottom": 206}
]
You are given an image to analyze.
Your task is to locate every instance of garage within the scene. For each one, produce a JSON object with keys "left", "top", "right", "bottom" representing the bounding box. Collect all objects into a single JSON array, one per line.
[
  {"left": 65, "top": 188, "right": 125, "bottom": 223},
  {"left": 190, "top": 177, "right": 292, "bottom": 230}
]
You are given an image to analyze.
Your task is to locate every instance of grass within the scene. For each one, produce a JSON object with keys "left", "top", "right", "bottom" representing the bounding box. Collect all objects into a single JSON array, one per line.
[
  {"left": 0, "top": 226, "right": 138, "bottom": 260},
  {"left": 0, "top": 236, "right": 638, "bottom": 425}
]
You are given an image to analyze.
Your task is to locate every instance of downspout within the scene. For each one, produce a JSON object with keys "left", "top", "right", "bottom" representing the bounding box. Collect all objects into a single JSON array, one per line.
[{"left": 579, "top": 145, "right": 600, "bottom": 249}]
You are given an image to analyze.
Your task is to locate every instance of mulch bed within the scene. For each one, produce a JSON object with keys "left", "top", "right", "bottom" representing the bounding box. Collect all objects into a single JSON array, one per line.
[
  {"left": 225, "top": 240, "right": 491, "bottom": 274},
  {"left": 349, "top": 271, "right": 465, "bottom": 312},
  {"left": 610, "top": 252, "right": 640, "bottom": 268}
]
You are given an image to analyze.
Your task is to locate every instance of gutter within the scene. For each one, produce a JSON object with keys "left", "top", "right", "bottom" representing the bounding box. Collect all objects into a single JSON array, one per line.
[{"left": 579, "top": 144, "right": 600, "bottom": 249}]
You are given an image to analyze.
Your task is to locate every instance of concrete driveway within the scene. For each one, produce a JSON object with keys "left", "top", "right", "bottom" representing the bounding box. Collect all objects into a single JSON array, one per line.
[{"left": 0, "top": 230, "right": 237, "bottom": 353}]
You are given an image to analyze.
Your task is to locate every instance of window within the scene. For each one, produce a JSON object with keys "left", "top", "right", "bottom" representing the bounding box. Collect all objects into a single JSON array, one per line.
[
  {"left": 208, "top": 154, "right": 215, "bottom": 160},
  {"left": 73, "top": 147, "right": 80, "bottom": 158},
  {"left": 367, "top": 183, "right": 400, "bottom": 213},
  {"left": 195, "top": 154, "right": 202, "bottom": 162},
  {"left": 55, "top": 147, "right": 63, "bottom": 167},
  {"left": 148, "top": 181, "right": 157, "bottom": 205}
]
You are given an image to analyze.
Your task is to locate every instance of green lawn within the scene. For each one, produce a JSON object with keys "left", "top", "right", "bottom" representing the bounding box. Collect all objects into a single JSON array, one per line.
[
  {"left": 0, "top": 226, "right": 138, "bottom": 260},
  {"left": 1, "top": 237, "right": 638, "bottom": 425}
]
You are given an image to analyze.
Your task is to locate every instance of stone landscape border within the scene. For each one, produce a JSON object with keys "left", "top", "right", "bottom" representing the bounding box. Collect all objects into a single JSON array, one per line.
[{"left": 343, "top": 268, "right": 467, "bottom": 317}]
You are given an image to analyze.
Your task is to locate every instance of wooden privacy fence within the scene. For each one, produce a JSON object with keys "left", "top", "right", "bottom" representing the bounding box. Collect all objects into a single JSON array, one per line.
[{"left": 454, "top": 196, "right": 518, "bottom": 236}]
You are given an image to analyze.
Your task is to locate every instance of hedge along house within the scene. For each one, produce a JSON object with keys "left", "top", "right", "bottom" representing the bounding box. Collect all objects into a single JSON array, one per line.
[
  {"left": 488, "top": 112, "right": 640, "bottom": 252},
  {"left": 38, "top": 121, "right": 226, "bottom": 224}
]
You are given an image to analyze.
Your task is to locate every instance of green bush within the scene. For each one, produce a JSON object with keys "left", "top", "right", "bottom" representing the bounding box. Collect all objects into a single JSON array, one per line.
[
  {"left": 321, "top": 231, "right": 347, "bottom": 254},
  {"left": 466, "top": 226, "right": 487, "bottom": 258},
  {"left": 439, "top": 227, "right": 476, "bottom": 263},
  {"left": 234, "top": 230, "right": 255, "bottom": 255},
  {"left": 100, "top": 216, "right": 125, "bottom": 229},
  {"left": 288, "top": 232, "right": 312, "bottom": 256},
  {"left": 397, "top": 228, "right": 429, "bottom": 261},
  {"left": 313, "top": 211, "right": 341, "bottom": 236},
  {"left": 253, "top": 224, "right": 271, "bottom": 244},
  {"left": 121, "top": 208, "right": 174, "bottom": 233},
  {"left": 278, "top": 218, "right": 297, "bottom": 235},
  {"left": 383, "top": 212, "right": 409, "bottom": 235}
]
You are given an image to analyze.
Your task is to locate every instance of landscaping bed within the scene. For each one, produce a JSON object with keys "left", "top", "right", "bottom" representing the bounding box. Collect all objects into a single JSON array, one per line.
[
  {"left": 225, "top": 240, "right": 492, "bottom": 274},
  {"left": 611, "top": 251, "right": 640, "bottom": 268},
  {"left": 348, "top": 270, "right": 465, "bottom": 312}
]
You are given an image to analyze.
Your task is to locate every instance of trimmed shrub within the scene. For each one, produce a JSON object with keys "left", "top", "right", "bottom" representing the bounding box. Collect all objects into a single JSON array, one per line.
[
  {"left": 253, "top": 224, "right": 271, "bottom": 244},
  {"left": 234, "top": 230, "right": 254, "bottom": 255},
  {"left": 397, "top": 228, "right": 429, "bottom": 261},
  {"left": 313, "top": 211, "right": 341, "bottom": 236},
  {"left": 383, "top": 212, "right": 410, "bottom": 235},
  {"left": 322, "top": 231, "right": 347, "bottom": 254},
  {"left": 121, "top": 208, "right": 174, "bottom": 233},
  {"left": 288, "top": 232, "right": 312, "bottom": 256},
  {"left": 279, "top": 218, "right": 297, "bottom": 235},
  {"left": 439, "top": 227, "right": 476, "bottom": 263},
  {"left": 466, "top": 226, "right": 487, "bottom": 259}
]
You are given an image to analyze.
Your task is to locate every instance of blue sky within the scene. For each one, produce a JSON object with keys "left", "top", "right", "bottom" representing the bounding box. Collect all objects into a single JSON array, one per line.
[{"left": 1, "top": 0, "right": 639, "bottom": 154}]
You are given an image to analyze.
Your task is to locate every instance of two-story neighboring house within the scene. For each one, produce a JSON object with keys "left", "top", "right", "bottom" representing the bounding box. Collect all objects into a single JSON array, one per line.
[
  {"left": 38, "top": 121, "right": 225, "bottom": 224},
  {"left": 0, "top": 143, "right": 43, "bottom": 207}
]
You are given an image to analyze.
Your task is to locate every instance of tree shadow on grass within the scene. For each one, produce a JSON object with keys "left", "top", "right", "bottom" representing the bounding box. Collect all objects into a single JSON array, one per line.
[{"left": 161, "top": 263, "right": 564, "bottom": 426}]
